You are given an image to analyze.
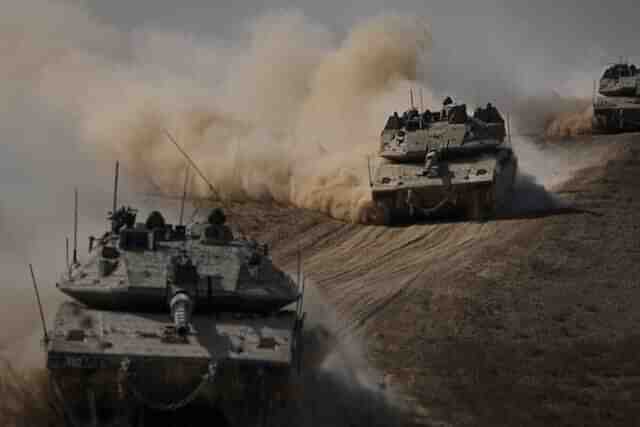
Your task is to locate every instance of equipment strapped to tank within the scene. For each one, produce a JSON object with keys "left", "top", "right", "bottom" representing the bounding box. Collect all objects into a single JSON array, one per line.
[{"left": 120, "top": 359, "right": 218, "bottom": 412}]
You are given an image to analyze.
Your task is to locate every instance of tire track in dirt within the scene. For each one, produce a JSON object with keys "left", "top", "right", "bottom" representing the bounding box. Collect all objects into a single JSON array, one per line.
[{"left": 217, "top": 135, "right": 626, "bottom": 425}]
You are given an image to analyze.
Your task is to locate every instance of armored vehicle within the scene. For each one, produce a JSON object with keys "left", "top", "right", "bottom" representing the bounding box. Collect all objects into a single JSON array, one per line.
[
  {"left": 593, "top": 61, "right": 640, "bottom": 132},
  {"left": 45, "top": 171, "right": 305, "bottom": 426},
  {"left": 369, "top": 100, "right": 517, "bottom": 225}
]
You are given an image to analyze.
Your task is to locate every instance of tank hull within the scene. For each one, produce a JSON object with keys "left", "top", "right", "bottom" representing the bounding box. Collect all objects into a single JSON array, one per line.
[
  {"left": 47, "top": 302, "right": 302, "bottom": 426},
  {"left": 593, "top": 98, "right": 640, "bottom": 133},
  {"left": 49, "top": 362, "right": 292, "bottom": 426},
  {"left": 369, "top": 155, "right": 517, "bottom": 225}
]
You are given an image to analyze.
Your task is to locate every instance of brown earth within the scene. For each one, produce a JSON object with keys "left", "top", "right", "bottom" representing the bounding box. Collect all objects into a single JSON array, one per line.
[
  {"left": 3, "top": 134, "right": 638, "bottom": 427},
  {"left": 218, "top": 133, "right": 640, "bottom": 427}
]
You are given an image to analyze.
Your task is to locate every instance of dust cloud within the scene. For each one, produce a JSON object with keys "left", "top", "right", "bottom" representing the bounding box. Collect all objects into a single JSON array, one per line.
[
  {"left": 27, "top": 6, "right": 433, "bottom": 223},
  {"left": 1, "top": 3, "right": 429, "bottom": 423},
  {"left": 511, "top": 93, "right": 593, "bottom": 138},
  {"left": 545, "top": 103, "right": 594, "bottom": 138},
  {"left": 276, "top": 280, "right": 410, "bottom": 426}
]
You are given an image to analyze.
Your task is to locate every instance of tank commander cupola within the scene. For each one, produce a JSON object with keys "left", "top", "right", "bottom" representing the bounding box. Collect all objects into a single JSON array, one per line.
[
  {"left": 208, "top": 208, "right": 226, "bottom": 225},
  {"left": 145, "top": 211, "right": 166, "bottom": 230},
  {"left": 203, "top": 208, "right": 233, "bottom": 243}
]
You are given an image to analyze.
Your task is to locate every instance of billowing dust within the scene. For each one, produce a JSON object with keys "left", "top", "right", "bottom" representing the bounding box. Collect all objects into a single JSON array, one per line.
[
  {"left": 512, "top": 93, "right": 594, "bottom": 138},
  {"left": 0, "top": 5, "right": 430, "bottom": 424},
  {"left": 32, "top": 9, "right": 433, "bottom": 223}
]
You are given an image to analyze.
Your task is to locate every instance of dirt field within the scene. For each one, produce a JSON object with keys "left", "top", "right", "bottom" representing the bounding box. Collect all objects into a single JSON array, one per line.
[
  {"left": 3, "top": 134, "right": 638, "bottom": 427},
  {"left": 219, "top": 133, "right": 640, "bottom": 427}
]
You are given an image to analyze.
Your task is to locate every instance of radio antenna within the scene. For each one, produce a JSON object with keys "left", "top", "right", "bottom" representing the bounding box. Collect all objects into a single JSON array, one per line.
[
  {"left": 112, "top": 161, "right": 119, "bottom": 214},
  {"left": 73, "top": 188, "right": 78, "bottom": 265},
  {"left": 163, "top": 129, "right": 221, "bottom": 201},
  {"left": 65, "top": 237, "right": 70, "bottom": 278},
  {"left": 111, "top": 161, "right": 120, "bottom": 233},
  {"left": 296, "top": 248, "right": 306, "bottom": 318},
  {"left": 179, "top": 165, "right": 190, "bottom": 226},
  {"left": 29, "top": 264, "right": 49, "bottom": 344}
]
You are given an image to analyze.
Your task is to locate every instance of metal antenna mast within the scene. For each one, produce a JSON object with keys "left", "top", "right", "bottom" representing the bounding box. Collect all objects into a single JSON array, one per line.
[
  {"left": 163, "top": 129, "right": 221, "bottom": 201},
  {"left": 29, "top": 264, "right": 49, "bottom": 343},
  {"left": 112, "top": 161, "right": 120, "bottom": 215},
  {"left": 110, "top": 161, "right": 120, "bottom": 233},
  {"left": 73, "top": 188, "right": 78, "bottom": 265},
  {"left": 179, "top": 165, "right": 190, "bottom": 226}
]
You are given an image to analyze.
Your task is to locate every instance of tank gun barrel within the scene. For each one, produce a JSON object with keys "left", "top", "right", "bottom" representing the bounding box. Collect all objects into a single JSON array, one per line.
[
  {"left": 166, "top": 253, "right": 199, "bottom": 336},
  {"left": 169, "top": 289, "right": 194, "bottom": 336}
]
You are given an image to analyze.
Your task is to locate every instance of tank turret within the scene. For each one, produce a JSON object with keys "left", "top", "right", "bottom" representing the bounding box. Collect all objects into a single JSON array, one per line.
[{"left": 593, "top": 61, "right": 640, "bottom": 133}]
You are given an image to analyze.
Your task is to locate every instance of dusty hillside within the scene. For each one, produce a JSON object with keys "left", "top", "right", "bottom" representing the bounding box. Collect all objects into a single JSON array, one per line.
[
  {"left": 219, "top": 133, "right": 640, "bottom": 426},
  {"left": 2, "top": 134, "right": 637, "bottom": 427}
]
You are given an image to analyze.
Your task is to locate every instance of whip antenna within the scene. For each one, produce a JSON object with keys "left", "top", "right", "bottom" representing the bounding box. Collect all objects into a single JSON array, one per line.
[
  {"left": 73, "top": 188, "right": 78, "bottom": 265},
  {"left": 113, "top": 161, "right": 119, "bottom": 215},
  {"left": 163, "top": 129, "right": 221, "bottom": 201},
  {"left": 110, "top": 161, "right": 120, "bottom": 233},
  {"left": 179, "top": 165, "right": 190, "bottom": 227},
  {"left": 29, "top": 264, "right": 49, "bottom": 344}
]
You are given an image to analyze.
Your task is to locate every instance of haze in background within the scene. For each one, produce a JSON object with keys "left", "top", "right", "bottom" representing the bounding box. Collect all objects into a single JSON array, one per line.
[
  {"left": 86, "top": 0, "right": 637, "bottom": 99},
  {"left": 1, "top": 0, "right": 636, "bottom": 270}
]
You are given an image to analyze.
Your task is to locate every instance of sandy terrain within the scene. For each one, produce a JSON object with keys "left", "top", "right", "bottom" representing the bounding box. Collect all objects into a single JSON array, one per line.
[
  {"left": 217, "top": 133, "right": 640, "bottom": 426},
  {"left": 2, "top": 133, "right": 638, "bottom": 427}
]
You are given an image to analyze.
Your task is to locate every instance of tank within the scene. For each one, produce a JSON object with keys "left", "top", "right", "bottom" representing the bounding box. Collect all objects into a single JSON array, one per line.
[
  {"left": 368, "top": 99, "right": 518, "bottom": 225},
  {"left": 46, "top": 201, "right": 305, "bottom": 426},
  {"left": 593, "top": 61, "right": 640, "bottom": 132}
]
